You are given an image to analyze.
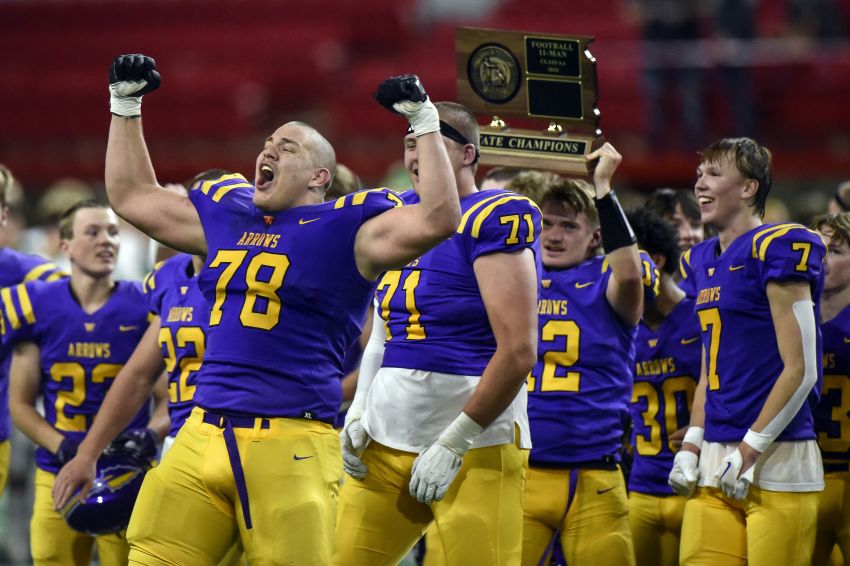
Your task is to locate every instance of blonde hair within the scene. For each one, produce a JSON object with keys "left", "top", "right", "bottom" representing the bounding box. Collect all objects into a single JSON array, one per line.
[
  {"left": 539, "top": 178, "right": 599, "bottom": 227},
  {"left": 506, "top": 170, "right": 562, "bottom": 203}
]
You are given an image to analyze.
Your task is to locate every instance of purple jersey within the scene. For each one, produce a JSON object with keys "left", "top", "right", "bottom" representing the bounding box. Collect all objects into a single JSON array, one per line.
[
  {"left": 144, "top": 254, "right": 208, "bottom": 438},
  {"left": 377, "top": 189, "right": 541, "bottom": 375},
  {"left": 815, "top": 304, "right": 850, "bottom": 472},
  {"left": 528, "top": 253, "right": 659, "bottom": 466},
  {"left": 0, "top": 248, "right": 65, "bottom": 442},
  {"left": 189, "top": 174, "right": 402, "bottom": 423},
  {"left": 681, "top": 223, "right": 825, "bottom": 443},
  {"left": 629, "top": 298, "right": 701, "bottom": 495},
  {"left": 0, "top": 279, "right": 150, "bottom": 472}
]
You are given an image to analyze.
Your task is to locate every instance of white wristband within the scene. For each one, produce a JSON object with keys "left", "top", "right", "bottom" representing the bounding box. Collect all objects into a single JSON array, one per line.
[
  {"left": 110, "top": 94, "right": 142, "bottom": 117},
  {"left": 395, "top": 98, "right": 440, "bottom": 137},
  {"left": 683, "top": 426, "right": 704, "bottom": 449},
  {"left": 743, "top": 429, "right": 772, "bottom": 453},
  {"left": 437, "top": 412, "right": 484, "bottom": 457}
]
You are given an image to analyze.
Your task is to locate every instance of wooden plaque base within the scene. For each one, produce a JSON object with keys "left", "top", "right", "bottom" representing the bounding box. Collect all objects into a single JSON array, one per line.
[{"left": 478, "top": 125, "right": 600, "bottom": 176}]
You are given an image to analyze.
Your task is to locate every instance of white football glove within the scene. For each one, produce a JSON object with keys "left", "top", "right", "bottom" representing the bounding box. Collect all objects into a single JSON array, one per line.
[
  {"left": 715, "top": 448, "right": 755, "bottom": 501},
  {"left": 668, "top": 426, "right": 703, "bottom": 496},
  {"left": 409, "top": 412, "right": 483, "bottom": 504},
  {"left": 668, "top": 450, "right": 700, "bottom": 496},
  {"left": 339, "top": 404, "right": 370, "bottom": 480}
]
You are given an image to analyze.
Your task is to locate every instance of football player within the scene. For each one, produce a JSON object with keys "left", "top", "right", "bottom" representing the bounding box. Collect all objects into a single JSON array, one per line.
[
  {"left": 4, "top": 200, "right": 158, "bottom": 565},
  {"left": 811, "top": 212, "right": 850, "bottom": 565},
  {"left": 334, "top": 101, "right": 540, "bottom": 566},
  {"left": 522, "top": 146, "right": 653, "bottom": 566},
  {"left": 0, "top": 164, "right": 66, "bottom": 496},
  {"left": 626, "top": 208, "right": 701, "bottom": 566},
  {"left": 96, "top": 54, "right": 460, "bottom": 565},
  {"left": 670, "top": 137, "right": 825, "bottom": 565}
]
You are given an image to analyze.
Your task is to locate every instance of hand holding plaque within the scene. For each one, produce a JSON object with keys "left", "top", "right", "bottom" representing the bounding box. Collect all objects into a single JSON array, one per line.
[{"left": 456, "top": 28, "right": 602, "bottom": 175}]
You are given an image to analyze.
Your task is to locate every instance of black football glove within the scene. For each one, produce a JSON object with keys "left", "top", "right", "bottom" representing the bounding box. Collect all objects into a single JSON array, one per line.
[
  {"left": 109, "top": 54, "right": 161, "bottom": 117},
  {"left": 55, "top": 437, "right": 81, "bottom": 466},
  {"left": 373, "top": 75, "right": 439, "bottom": 136}
]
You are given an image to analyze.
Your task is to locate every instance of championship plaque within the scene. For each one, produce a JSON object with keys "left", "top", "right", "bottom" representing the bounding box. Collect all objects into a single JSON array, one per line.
[{"left": 457, "top": 27, "right": 602, "bottom": 175}]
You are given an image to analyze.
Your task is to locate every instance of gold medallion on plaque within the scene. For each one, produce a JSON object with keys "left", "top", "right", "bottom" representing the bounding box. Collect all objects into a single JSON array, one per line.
[{"left": 467, "top": 43, "right": 522, "bottom": 104}]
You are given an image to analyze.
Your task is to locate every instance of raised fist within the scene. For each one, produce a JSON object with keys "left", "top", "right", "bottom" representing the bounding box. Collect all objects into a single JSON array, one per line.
[
  {"left": 374, "top": 74, "right": 439, "bottom": 137},
  {"left": 109, "top": 54, "right": 161, "bottom": 117},
  {"left": 374, "top": 75, "right": 428, "bottom": 114}
]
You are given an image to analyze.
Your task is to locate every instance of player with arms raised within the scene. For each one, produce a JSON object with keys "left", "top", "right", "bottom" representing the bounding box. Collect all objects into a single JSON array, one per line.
[
  {"left": 669, "top": 138, "right": 825, "bottom": 565},
  {"left": 71, "top": 54, "right": 460, "bottom": 565},
  {"left": 522, "top": 147, "right": 653, "bottom": 566},
  {"left": 334, "top": 102, "right": 540, "bottom": 565}
]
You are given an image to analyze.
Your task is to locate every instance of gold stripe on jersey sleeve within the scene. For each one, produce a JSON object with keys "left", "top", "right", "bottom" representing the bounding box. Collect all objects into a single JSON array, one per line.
[
  {"left": 0, "top": 284, "right": 35, "bottom": 330},
  {"left": 456, "top": 194, "right": 508, "bottom": 233},
  {"left": 45, "top": 271, "right": 66, "bottom": 282},
  {"left": 750, "top": 223, "right": 797, "bottom": 258},
  {"left": 212, "top": 183, "right": 252, "bottom": 203},
  {"left": 199, "top": 174, "right": 246, "bottom": 195},
  {"left": 1, "top": 287, "right": 21, "bottom": 329},
  {"left": 756, "top": 225, "right": 820, "bottom": 262},
  {"left": 23, "top": 263, "right": 55, "bottom": 282},
  {"left": 470, "top": 196, "right": 537, "bottom": 238},
  {"left": 333, "top": 189, "right": 403, "bottom": 209},
  {"left": 16, "top": 284, "right": 35, "bottom": 324},
  {"left": 679, "top": 248, "right": 692, "bottom": 279},
  {"left": 143, "top": 260, "right": 166, "bottom": 293},
  {"left": 198, "top": 174, "right": 252, "bottom": 202}
]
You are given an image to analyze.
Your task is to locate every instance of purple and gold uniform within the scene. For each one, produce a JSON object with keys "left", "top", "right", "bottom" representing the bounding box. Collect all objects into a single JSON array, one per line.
[
  {"left": 628, "top": 298, "right": 701, "bottom": 566},
  {"left": 678, "top": 223, "right": 826, "bottom": 566},
  {"left": 813, "top": 305, "right": 850, "bottom": 564},
  {"left": 127, "top": 174, "right": 402, "bottom": 566},
  {"left": 335, "top": 189, "right": 541, "bottom": 566},
  {"left": 378, "top": 188, "right": 542, "bottom": 376},
  {"left": 679, "top": 224, "right": 825, "bottom": 445},
  {"left": 0, "top": 248, "right": 65, "bottom": 494},
  {"left": 522, "top": 253, "right": 658, "bottom": 566},
  {"left": 143, "top": 254, "right": 207, "bottom": 439},
  {"left": 1, "top": 277, "right": 149, "bottom": 566}
]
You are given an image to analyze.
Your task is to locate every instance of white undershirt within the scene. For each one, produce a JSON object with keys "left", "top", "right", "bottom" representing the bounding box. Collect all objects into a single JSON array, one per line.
[
  {"left": 697, "top": 440, "right": 823, "bottom": 492},
  {"left": 362, "top": 366, "right": 531, "bottom": 454}
]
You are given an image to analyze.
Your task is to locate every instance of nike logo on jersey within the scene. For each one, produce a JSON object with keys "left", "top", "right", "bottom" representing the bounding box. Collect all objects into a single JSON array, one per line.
[
  {"left": 84, "top": 323, "right": 95, "bottom": 332},
  {"left": 119, "top": 325, "right": 139, "bottom": 332},
  {"left": 680, "top": 337, "right": 700, "bottom": 345},
  {"left": 575, "top": 281, "right": 594, "bottom": 289},
  {"left": 299, "top": 218, "right": 320, "bottom": 225},
  {"left": 596, "top": 486, "right": 615, "bottom": 495},
  {"left": 729, "top": 265, "right": 745, "bottom": 271},
  {"left": 293, "top": 454, "right": 314, "bottom": 461}
]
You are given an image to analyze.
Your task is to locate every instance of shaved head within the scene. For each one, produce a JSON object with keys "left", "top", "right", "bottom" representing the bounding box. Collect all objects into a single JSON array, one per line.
[{"left": 286, "top": 121, "right": 337, "bottom": 189}]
